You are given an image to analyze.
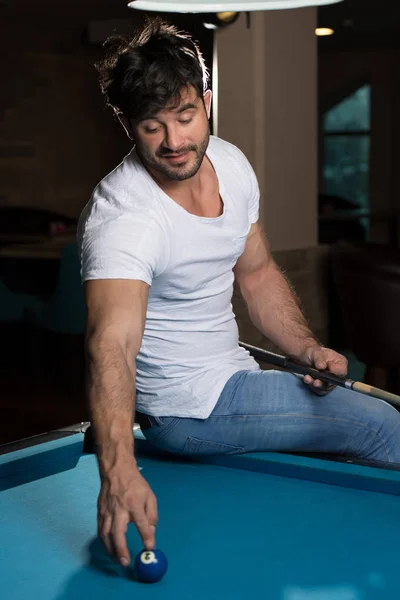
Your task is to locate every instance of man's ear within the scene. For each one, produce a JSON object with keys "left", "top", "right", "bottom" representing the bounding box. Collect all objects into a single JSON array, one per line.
[
  {"left": 117, "top": 115, "right": 135, "bottom": 140},
  {"left": 203, "top": 89, "right": 212, "bottom": 120}
]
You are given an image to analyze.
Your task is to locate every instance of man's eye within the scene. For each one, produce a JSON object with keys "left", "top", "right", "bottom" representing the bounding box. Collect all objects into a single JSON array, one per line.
[
  {"left": 145, "top": 127, "right": 160, "bottom": 134},
  {"left": 180, "top": 119, "right": 193, "bottom": 125}
]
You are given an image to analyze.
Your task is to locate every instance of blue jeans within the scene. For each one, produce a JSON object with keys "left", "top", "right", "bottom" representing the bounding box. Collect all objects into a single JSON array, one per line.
[{"left": 142, "top": 370, "right": 400, "bottom": 464}]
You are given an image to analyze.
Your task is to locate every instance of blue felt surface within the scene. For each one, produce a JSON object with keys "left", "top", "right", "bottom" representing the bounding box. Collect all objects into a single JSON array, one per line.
[{"left": 1, "top": 435, "right": 400, "bottom": 599}]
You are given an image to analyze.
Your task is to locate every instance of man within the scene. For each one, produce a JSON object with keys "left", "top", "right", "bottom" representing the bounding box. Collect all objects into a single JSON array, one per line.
[{"left": 78, "top": 19, "right": 400, "bottom": 569}]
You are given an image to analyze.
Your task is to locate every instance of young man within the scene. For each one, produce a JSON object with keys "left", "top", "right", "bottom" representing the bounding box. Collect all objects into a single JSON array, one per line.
[{"left": 78, "top": 19, "right": 400, "bottom": 568}]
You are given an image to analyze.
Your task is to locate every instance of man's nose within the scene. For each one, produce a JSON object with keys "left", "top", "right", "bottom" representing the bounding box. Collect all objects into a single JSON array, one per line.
[{"left": 164, "top": 126, "right": 185, "bottom": 152}]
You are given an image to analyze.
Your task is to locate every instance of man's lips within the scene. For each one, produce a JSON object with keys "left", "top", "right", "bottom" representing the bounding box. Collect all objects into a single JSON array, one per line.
[{"left": 161, "top": 151, "right": 191, "bottom": 163}]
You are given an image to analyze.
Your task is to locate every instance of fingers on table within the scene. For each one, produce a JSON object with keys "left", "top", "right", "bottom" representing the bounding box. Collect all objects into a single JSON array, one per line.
[
  {"left": 112, "top": 512, "right": 131, "bottom": 566},
  {"left": 135, "top": 511, "right": 157, "bottom": 552},
  {"left": 98, "top": 514, "right": 115, "bottom": 558}
]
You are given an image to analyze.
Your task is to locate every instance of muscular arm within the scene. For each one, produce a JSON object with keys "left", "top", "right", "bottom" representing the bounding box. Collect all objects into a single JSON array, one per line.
[
  {"left": 233, "top": 220, "right": 317, "bottom": 359},
  {"left": 84, "top": 279, "right": 157, "bottom": 565},
  {"left": 85, "top": 279, "right": 148, "bottom": 473}
]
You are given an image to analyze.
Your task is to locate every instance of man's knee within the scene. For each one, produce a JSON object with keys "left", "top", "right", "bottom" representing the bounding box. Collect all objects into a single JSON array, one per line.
[{"left": 360, "top": 399, "right": 400, "bottom": 462}]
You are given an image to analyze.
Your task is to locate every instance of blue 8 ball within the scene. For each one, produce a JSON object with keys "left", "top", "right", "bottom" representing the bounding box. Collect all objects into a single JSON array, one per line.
[{"left": 134, "top": 549, "right": 168, "bottom": 583}]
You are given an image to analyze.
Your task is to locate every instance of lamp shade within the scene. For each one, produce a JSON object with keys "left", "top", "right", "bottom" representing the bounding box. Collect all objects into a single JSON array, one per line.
[{"left": 128, "top": 0, "right": 343, "bottom": 12}]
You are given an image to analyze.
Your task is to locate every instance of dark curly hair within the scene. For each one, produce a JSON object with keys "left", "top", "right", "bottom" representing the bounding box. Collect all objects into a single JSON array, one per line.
[{"left": 95, "top": 18, "right": 209, "bottom": 123}]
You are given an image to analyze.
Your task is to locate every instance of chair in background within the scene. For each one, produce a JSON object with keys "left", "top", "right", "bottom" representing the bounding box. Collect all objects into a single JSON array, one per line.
[
  {"left": 331, "top": 241, "right": 400, "bottom": 394},
  {"left": 26, "top": 243, "right": 87, "bottom": 393},
  {"left": 0, "top": 279, "right": 40, "bottom": 323},
  {"left": 30, "top": 243, "right": 86, "bottom": 335},
  {"left": 318, "top": 193, "right": 366, "bottom": 245},
  {"left": 0, "top": 280, "right": 41, "bottom": 377}
]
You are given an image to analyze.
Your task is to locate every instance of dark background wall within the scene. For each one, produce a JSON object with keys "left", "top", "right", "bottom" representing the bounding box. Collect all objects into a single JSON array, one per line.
[{"left": 0, "top": 1, "right": 213, "bottom": 217}]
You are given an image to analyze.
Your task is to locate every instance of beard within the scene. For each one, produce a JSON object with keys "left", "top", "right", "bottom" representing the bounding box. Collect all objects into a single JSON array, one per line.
[{"left": 135, "top": 127, "right": 210, "bottom": 182}]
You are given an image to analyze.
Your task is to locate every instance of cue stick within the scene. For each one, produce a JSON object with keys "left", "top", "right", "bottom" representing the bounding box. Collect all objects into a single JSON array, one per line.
[{"left": 239, "top": 341, "right": 400, "bottom": 408}]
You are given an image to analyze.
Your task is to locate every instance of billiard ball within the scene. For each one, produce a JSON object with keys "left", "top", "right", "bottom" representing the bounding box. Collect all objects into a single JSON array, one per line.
[{"left": 134, "top": 549, "right": 168, "bottom": 583}]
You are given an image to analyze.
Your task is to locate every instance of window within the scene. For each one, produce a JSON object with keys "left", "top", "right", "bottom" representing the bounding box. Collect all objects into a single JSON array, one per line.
[{"left": 322, "top": 84, "right": 371, "bottom": 211}]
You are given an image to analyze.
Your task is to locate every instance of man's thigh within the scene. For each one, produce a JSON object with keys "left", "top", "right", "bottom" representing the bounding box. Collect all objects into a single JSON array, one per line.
[{"left": 144, "top": 370, "right": 400, "bottom": 459}]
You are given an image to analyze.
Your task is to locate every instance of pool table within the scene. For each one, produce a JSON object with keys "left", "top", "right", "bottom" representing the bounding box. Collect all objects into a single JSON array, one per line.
[{"left": 1, "top": 423, "right": 400, "bottom": 600}]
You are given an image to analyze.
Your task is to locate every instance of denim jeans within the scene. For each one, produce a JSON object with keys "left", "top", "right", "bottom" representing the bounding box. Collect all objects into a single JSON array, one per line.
[{"left": 142, "top": 369, "right": 400, "bottom": 464}]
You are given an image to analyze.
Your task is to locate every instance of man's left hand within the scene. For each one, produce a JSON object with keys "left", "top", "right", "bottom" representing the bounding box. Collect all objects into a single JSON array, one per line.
[{"left": 298, "top": 346, "right": 348, "bottom": 396}]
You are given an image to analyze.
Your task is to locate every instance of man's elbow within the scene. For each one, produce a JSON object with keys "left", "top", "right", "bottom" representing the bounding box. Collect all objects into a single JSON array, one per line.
[
  {"left": 235, "top": 262, "right": 276, "bottom": 301},
  {"left": 86, "top": 326, "right": 138, "bottom": 367}
]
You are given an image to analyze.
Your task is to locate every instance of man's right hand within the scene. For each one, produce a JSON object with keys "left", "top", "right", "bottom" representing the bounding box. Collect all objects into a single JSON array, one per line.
[{"left": 97, "top": 461, "right": 158, "bottom": 567}]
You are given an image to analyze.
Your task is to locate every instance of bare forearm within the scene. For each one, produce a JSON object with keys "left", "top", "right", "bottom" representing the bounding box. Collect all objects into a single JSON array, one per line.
[
  {"left": 86, "top": 339, "right": 137, "bottom": 477},
  {"left": 239, "top": 263, "right": 318, "bottom": 359}
]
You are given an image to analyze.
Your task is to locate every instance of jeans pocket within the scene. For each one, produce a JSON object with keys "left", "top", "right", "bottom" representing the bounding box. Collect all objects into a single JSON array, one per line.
[{"left": 183, "top": 436, "right": 245, "bottom": 456}]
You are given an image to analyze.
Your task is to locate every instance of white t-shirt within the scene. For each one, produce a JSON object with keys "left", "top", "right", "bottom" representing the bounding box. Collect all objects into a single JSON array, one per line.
[{"left": 78, "top": 135, "right": 260, "bottom": 419}]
